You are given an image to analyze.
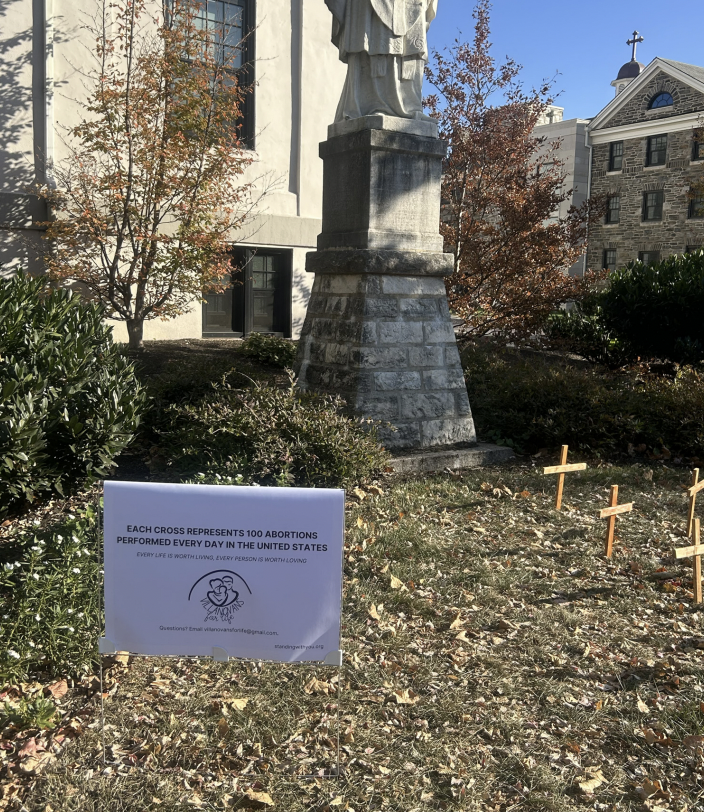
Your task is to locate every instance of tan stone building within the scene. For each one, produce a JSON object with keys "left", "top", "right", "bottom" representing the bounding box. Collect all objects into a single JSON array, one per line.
[
  {"left": 586, "top": 57, "right": 704, "bottom": 271},
  {"left": 0, "top": 0, "right": 345, "bottom": 340}
]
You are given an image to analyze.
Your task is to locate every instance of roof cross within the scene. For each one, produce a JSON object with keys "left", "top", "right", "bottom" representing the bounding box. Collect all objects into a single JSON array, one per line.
[{"left": 627, "top": 30, "right": 644, "bottom": 62}]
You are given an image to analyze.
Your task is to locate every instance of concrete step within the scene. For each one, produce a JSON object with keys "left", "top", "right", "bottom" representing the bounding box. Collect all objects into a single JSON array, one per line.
[{"left": 388, "top": 443, "right": 515, "bottom": 474}]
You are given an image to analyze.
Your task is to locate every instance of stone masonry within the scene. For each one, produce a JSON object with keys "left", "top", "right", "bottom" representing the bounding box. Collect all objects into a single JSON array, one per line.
[
  {"left": 588, "top": 70, "right": 704, "bottom": 270},
  {"left": 297, "top": 115, "right": 477, "bottom": 451}
]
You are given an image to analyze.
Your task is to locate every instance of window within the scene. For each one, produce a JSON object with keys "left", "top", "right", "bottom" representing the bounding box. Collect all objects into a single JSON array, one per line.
[
  {"left": 194, "top": 0, "right": 246, "bottom": 68},
  {"left": 168, "top": 0, "right": 255, "bottom": 144},
  {"left": 646, "top": 135, "right": 667, "bottom": 166},
  {"left": 686, "top": 245, "right": 702, "bottom": 254},
  {"left": 603, "top": 249, "right": 617, "bottom": 271},
  {"left": 642, "top": 190, "right": 664, "bottom": 220},
  {"left": 202, "top": 248, "right": 292, "bottom": 337},
  {"left": 689, "top": 190, "right": 704, "bottom": 219},
  {"left": 605, "top": 195, "right": 621, "bottom": 224},
  {"left": 649, "top": 92, "right": 673, "bottom": 109},
  {"left": 608, "top": 141, "right": 623, "bottom": 171},
  {"left": 694, "top": 138, "right": 704, "bottom": 161},
  {"left": 638, "top": 251, "right": 661, "bottom": 266}
]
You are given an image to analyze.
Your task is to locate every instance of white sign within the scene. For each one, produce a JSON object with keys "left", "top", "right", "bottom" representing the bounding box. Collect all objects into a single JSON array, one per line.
[{"left": 102, "top": 482, "right": 345, "bottom": 663}]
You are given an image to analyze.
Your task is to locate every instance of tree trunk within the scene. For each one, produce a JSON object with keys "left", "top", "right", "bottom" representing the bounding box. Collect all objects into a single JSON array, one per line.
[{"left": 126, "top": 318, "right": 144, "bottom": 349}]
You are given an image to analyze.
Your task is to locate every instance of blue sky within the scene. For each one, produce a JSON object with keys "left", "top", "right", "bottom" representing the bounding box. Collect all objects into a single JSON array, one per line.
[{"left": 427, "top": 0, "right": 703, "bottom": 120}]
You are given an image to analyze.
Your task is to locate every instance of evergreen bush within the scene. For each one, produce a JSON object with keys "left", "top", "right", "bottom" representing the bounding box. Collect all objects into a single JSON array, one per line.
[
  {"left": 545, "top": 294, "right": 629, "bottom": 368},
  {"left": 0, "top": 273, "right": 145, "bottom": 514},
  {"left": 153, "top": 374, "right": 388, "bottom": 487},
  {"left": 463, "top": 342, "right": 704, "bottom": 457},
  {"left": 241, "top": 332, "right": 298, "bottom": 368},
  {"left": 600, "top": 251, "right": 704, "bottom": 364},
  {"left": 0, "top": 504, "right": 102, "bottom": 682},
  {"left": 548, "top": 251, "right": 704, "bottom": 365}
]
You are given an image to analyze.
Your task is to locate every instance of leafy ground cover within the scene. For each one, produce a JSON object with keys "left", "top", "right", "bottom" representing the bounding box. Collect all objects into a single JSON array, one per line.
[{"left": 3, "top": 460, "right": 704, "bottom": 811}]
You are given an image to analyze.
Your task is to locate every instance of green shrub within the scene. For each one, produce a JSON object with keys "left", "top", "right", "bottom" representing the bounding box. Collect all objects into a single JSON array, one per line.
[
  {"left": 548, "top": 251, "right": 704, "bottom": 365},
  {"left": 0, "top": 697, "right": 58, "bottom": 731},
  {"left": 0, "top": 503, "right": 102, "bottom": 682},
  {"left": 0, "top": 273, "right": 145, "bottom": 515},
  {"left": 153, "top": 374, "right": 389, "bottom": 487},
  {"left": 241, "top": 332, "right": 298, "bottom": 368},
  {"left": 545, "top": 295, "right": 629, "bottom": 368},
  {"left": 463, "top": 342, "right": 704, "bottom": 457},
  {"left": 600, "top": 251, "right": 704, "bottom": 364}
]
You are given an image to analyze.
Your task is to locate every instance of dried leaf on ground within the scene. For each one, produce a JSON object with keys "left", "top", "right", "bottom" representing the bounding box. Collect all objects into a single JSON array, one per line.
[
  {"left": 577, "top": 769, "right": 605, "bottom": 794},
  {"left": 242, "top": 789, "right": 274, "bottom": 808}
]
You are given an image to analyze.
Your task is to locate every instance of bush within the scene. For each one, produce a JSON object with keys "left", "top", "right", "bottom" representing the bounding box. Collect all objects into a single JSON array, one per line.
[
  {"left": 463, "top": 342, "right": 704, "bottom": 457},
  {"left": 600, "top": 251, "right": 704, "bottom": 364},
  {"left": 0, "top": 273, "right": 145, "bottom": 515},
  {"left": 548, "top": 251, "right": 704, "bottom": 365},
  {"left": 152, "top": 374, "right": 389, "bottom": 487},
  {"left": 0, "top": 503, "right": 102, "bottom": 682},
  {"left": 545, "top": 295, "right": 629, "bottom": 368},
  {"left": 241, "top": 332, "right": 298, "bottom": 368}
]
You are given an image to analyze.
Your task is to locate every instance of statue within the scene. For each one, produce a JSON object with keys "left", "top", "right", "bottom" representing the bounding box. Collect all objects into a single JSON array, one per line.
[{"left": 325, "top": 0, "right": 438, "bottom": 122}]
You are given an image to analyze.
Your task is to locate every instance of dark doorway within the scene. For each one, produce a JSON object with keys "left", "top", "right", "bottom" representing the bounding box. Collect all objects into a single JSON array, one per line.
[{"left": 202, "top": 247, "right": 292, "bottom": 338}]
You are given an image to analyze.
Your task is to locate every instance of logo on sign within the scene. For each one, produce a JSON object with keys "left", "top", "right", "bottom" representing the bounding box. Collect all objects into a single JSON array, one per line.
[{"left": 188, "top": 570, "right": 252, "bottom": 623}]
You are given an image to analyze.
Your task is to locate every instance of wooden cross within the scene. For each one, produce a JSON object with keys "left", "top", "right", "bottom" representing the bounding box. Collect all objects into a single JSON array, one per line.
[
  {"left": 543, "top": 445, "right": 587, "bottom": 510},
  {"left": 687, "top": 468, "right": 704, "bottom": 537},
  {"left": 599, "top": 485, "right": 634, "bottom": 558},
  {"left": 675, "top": 517, "right": 703, "bottom": 604}
]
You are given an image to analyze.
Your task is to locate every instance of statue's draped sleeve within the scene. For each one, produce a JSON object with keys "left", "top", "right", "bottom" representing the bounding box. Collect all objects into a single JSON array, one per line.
[
  {"left": 325, "top": 0, "right": 346, "bottom": 49},
  {"left": 426, "top": 0, "right": 437, "bottom": 26}
]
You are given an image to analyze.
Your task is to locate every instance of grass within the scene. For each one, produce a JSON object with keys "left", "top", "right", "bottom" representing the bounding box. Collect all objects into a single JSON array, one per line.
[
  {"left": 3, "top": 340, "right": 704, "bottom": 810},
  {"left": 3, "top": 460, "right": 704, "bottom": 811}
]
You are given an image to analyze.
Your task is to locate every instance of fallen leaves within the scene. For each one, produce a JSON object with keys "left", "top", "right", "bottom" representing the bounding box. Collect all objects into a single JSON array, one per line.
[
  {"left": 643, "top": 728, "right": 674, "bottom": 747},
  {"left": 392, "top": 689, "right": 420, "bottom": 705},
  {"left": 6, "top": 463, "right": 704, "bottom": 812},
  {"left": 228, "top": 698, "right": 250, "bottom": 711},
  {"left": 241, "top": 789, "right": 274, "bottom": 808},
  {"left": 17, "top": 752, "right": 55, "bottom": 776},
  {"left": 577, "top": 768, "right": 606, "bottom": 794},
  {"left": 303, "top": 678, "right": 334, "bottom": 696},
  {"left": 43, "top": 681, "right": 68, "bottom": 701}
]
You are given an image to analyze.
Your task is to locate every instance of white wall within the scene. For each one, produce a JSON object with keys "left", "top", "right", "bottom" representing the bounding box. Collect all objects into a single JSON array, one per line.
[
  {"left": 1, "top": 0, "right": 345, "bottom": 338},
  {"left": 533, "top": 117, "right": 591, "bottom": 275}
]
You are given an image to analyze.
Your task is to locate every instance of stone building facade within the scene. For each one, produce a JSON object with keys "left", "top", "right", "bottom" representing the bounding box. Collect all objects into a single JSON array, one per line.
[{"left": 587, "top": 59, "right": 704, "bottom": 271}]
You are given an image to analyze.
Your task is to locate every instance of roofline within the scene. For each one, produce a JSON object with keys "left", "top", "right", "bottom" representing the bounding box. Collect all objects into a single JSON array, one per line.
[
  {"left": 588, "top": 110, "right": 702, "bottom": 144},
  {"left": 588, "top": 57, "right": 704, "bottom": 133},
  {"left": 534, "top": 117, "right": 591, "bottom": 130}
]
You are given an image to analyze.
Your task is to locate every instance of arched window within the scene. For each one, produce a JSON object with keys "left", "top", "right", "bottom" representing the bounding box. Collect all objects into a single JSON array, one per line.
[{"left": 649, "top": 92, "right": 673, "bottom": 109}]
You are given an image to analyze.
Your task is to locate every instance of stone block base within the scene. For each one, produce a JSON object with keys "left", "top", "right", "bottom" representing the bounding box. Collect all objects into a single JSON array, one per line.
[
  {"left": 388, "top": 443, "right": 515, "bottom": 474},
  {"left": 296, "top": 252, "right": 477, "bottom": 451}
]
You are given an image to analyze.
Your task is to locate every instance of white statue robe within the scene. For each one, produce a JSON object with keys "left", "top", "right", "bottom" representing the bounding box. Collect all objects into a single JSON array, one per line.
[{"left": 325, "top": 0, "right": 438, "bottom": 121}]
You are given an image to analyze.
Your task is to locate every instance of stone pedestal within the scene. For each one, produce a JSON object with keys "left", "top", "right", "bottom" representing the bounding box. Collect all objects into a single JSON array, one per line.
[{"left": 297, "top": 116, "right": 478, "bottom": 452}]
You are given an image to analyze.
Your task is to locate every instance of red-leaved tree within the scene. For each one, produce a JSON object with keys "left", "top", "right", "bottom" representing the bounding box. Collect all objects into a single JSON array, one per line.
[
  {"left": 425, "top": 0, "right": 605, "bottom": 341},
  {"left": 38, "top": 0, "right": 255, "bottom": 348}
]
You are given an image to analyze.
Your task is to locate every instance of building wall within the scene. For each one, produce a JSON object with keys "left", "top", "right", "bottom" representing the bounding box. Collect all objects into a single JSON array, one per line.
[
  {"left": 0, "top": 0, "right": 48, "bottom": 275},
  {"left": 604, "top": 73, "right": 704, "bottom": 129},
  {"left": 587, "top": 124, "right": 704, "bottom": 271},
  {"left": 533, "top": 117, "right": 591, "bottom": 275},
  {"left": 0, "top": 0, "right": 345, "bottom": 339}
]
